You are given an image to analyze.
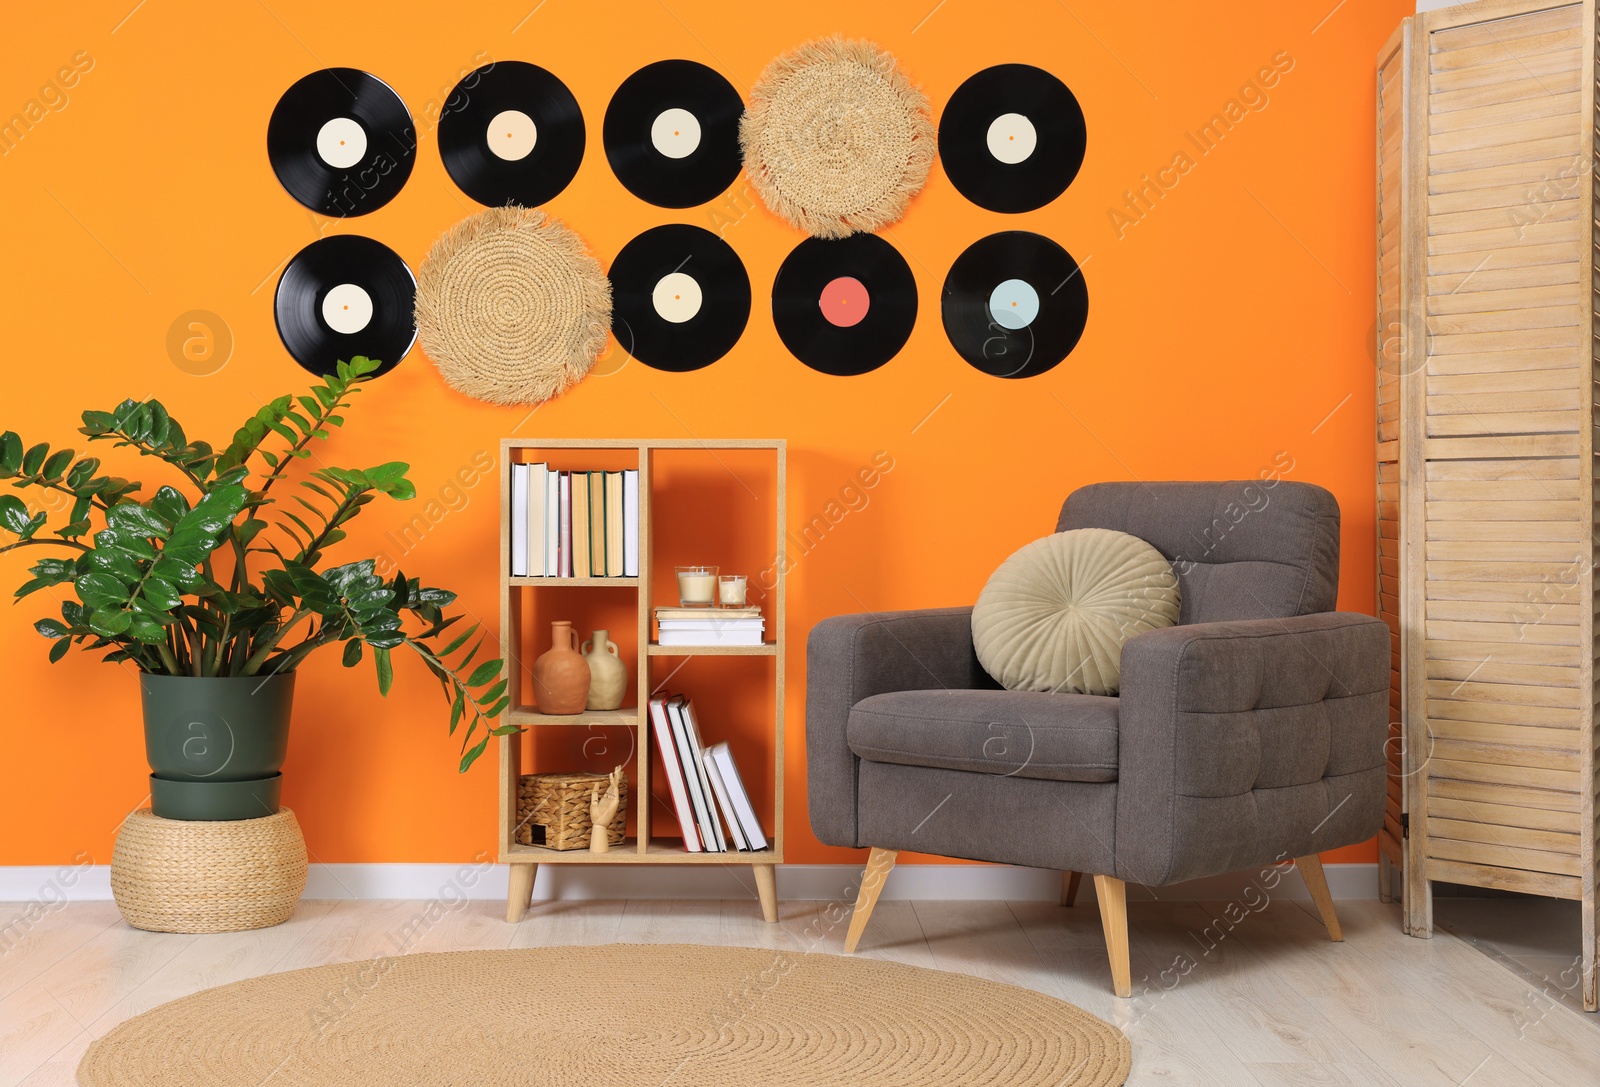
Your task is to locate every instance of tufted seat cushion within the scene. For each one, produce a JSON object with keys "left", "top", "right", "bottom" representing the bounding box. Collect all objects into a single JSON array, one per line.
[{"left": 847, "top": 688, "right": 1120, "bottom": 783}]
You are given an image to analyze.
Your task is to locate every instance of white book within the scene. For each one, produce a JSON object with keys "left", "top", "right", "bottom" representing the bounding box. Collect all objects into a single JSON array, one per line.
[
  {"left": 703, "top": 756, "right": 748, "bottom": 851},
  {"left": 510, "top": 463, "right": 529, "bottom": 577},
  {"left": 526, "top": 463, "right": 548, "bottom": 578},
  {"left": 558, "top": 472, "right": 573, "bottom": 577},
  {"left": 658, "top": 629, "right": 766, "bottom": 646},
  {"left": 648, "top": 696, "right": 701, "bottom": 852},
  {"left": 657, "top": 619, "right": 766, "bottom": 630},
  {"left": 707, "top": 742, "right": 767, "bottom": 850},
  {"left": 679, "top": 697, "right": 729, "bottom": 852},
  {"left": 622, "top": 469, "right": 640, "bottom": 577},
  {"left": 544, "top": 470, "right": 560, "bottom": 577},
  {"left": 669, "top": 696, "right": 724, "bottom": 852}
]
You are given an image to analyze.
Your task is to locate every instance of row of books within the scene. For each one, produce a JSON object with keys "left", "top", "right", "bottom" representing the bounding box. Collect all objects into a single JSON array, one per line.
[
  {"left": 510, "top": 464, "right": 639, "bottom": 578},
  {"left": 655, "top": 606, "right": 767, "bottom": 647},
  {"left": 649, "top": 694, "right": 768, "bottom": 852}
]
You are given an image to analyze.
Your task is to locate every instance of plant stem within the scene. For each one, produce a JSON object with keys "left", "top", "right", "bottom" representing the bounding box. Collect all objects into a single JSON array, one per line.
[
  {"left": 240, "top": 609, "right": 310, "bottom": 675},
  {"left": 0, "top": 538, "right": 89, "bottom": 556}
]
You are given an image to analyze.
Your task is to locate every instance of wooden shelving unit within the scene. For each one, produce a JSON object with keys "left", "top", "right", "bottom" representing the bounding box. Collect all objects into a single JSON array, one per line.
[{"left": 497, "top": 438, "right": 786, "bottom": 923}]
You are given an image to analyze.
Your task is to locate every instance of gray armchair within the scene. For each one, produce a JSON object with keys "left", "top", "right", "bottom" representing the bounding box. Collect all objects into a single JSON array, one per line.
[{"left": 806, "top": 481, "right": 1389, "bottom": 996}]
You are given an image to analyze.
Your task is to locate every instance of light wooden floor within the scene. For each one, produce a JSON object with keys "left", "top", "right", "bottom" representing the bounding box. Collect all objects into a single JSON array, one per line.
[{"left": 1, "top": 895, "right": 1596, "bottom": 1086}]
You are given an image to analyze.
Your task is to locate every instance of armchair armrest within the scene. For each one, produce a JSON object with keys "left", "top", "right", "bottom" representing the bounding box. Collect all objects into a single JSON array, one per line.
[
  {"left": 1115, "top": 612, "right": 1390, "bottom": 885},
  {"left": 805, "top": 608, "right": 993, "bottom": 847}
]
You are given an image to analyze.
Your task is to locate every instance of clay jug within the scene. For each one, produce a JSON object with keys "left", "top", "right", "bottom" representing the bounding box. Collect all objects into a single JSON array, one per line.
[
  {"left": 581, "top": 630, "right": 628, "bottom": 711},
  {"left": 531, "top": 621, "right": 590, "bottom": 714}
]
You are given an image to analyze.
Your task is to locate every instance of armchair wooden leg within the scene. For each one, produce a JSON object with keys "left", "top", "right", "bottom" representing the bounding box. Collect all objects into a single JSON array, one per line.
[
  {"left": 1060, "top": 871, "right": 1082, "bottom": 907},
  {"left": 1093, "top": 874, "right": 1131, "bottom": 998},
  {"left": 505, "top": 862, "right": 537, "bottom": 924},
  {"left": 843, "top": 847, "right": 897, "bottom": 954},
  {"left": 1296, "top": 853, "right": 1343, "bottom": 942}
]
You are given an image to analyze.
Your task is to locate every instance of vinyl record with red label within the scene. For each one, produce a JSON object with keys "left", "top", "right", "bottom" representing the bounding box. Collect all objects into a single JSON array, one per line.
[
  {"left": 274, "top": 235, "right": 417, "bottom": 377},
  {"left": 608, "top": 224, "right": 750, "bottom": 372},
  {"left": 438, "top": 61, "right": 585, "bottom": 207},
  {"left": 267, "top": 68, "right": 416, "bottom": 216},
  {"left": 603, "top": 60, "right": 744, "bottom": 208},
  {"left": 771, "top": 234, "right": 917, "bottom": 376},
  {"left": 941, "top": 231, "right": 1087, "bottom": 378},
  {"left": 939, "top": 64, "right": 1085, "bottom": 213}
]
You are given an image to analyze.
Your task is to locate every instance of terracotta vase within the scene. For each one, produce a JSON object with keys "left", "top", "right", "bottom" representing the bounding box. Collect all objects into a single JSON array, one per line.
[
  {"left": 581, "top": 630, "right": 629, "bottom": 711},
  {"left": 530, "top": 621, "right": 590, "bottom": 715}
]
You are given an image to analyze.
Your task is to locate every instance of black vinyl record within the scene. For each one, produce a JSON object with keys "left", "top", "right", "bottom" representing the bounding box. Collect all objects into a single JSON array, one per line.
[
  {"left": 941, "top": 231, "right": 1087, "bottom": 378},
  {"left": 274, "top": 235, "right": 417, "bottom": 377},
  {"left": 609, "top": 224, "right": 750, "bottom": 372},
  {"left": 438, "top": 61, "right": 584, "bottom": 207},
  {"left": 603, "top": 60, "right": 744, "bottom": 208},
  {"left": 939, "top": 64, "right": 1085, "bottom": 213},
  {"left": 771, "top": 235, "right": 917, "bottom": 377},
  {"left": 267, "top": 69, "right": 415, "bottom": 217}
]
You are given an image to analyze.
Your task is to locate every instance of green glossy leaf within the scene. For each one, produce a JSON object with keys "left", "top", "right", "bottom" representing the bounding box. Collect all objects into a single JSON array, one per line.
[
  {"left": 374, "top": 645, "right": 393, "bottom": 696},
  {"left": 0, "top": 495, "right": 32, "bottom": 535},
  {"left": 438, "top": 622, "right": 478, "bottom": 658},
  {"left": 341, "top": 639, "right": 363, "bottom": 667},
  {"left": 482, "top": 698, "right": 511, "bottom": 721},
  {"left": 459, "top": 735, "right": 489, "bottom": 773},
  {"left": 34, "top": 618, "right": 69, "bottom": 637},
  {"left": 0, "top": 432, "right": 22, "bottom": 475},
  {"left": 141, "top": 578, "right": 182, "bottom": 611},
  {"left": 76, "top": 571, "right": 129, "bottom": 606},
  {"left": 466, "top": 659, "right": 502, "bottom": 688},
  {"left": 48, "top": 637, "right": 71, "bottom": 663},
  {"left": 87, "top": 608, "right": 132, "bottom": 637},
  {"left": 475, "top": 676, "right": 507, "bottom": 707},
  {"left": 449, "top": 687, "right": 465, "bottom": 734},
  {"left": 40, "top": 449, "right": 73, "bottom": 482},
  {"left": 21, "top": 443, "right": 48, "bottom": 475},
  {"left": 106, "top": 503, "right": 171, "bottom": 540}
]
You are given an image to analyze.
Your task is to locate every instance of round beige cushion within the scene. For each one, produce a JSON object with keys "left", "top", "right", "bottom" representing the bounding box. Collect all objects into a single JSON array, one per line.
[{"left": 973, "top": 528, "right": 1180, "bottom": 696}]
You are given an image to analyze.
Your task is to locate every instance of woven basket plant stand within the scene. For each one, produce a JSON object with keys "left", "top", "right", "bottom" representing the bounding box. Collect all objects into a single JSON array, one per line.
[{"left": 110, "top": 807, "right": 308, "bottom": 933}]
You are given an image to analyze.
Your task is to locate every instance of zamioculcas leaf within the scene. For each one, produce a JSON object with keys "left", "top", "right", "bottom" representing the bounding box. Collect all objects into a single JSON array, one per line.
[
  {"left": 342, "top": 639, "right": 363, "bottom": 667},
  {"left": 0, "top": 432, "right": 22, "bottom": 475},
  {"left": 374, "top": 645, "right": 393, "bottom": 695}
]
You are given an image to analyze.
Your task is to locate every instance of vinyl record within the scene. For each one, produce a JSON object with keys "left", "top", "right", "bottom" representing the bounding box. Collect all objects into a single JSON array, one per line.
[
  {"left": 771, "top": 234, "right": 917, "bottom": 376},
  {"left": 438, "top": 61, "right": 585, "bottom": 207},
  {"left": 267, "top": 68, "right": 416, "bottom": 216},
  {"left": 609, "top": 224, "right": 750, "bottom": 372},
  {"left": 939, "top": 65, "right": 1086, "bottom": 213},
  {"left": 603, "top": 60, "right": 744, "bottom": 208},
  {"left": 941, "top": 231, "right": 1088, "bottom": 379},
  {"left": 274, "top": 235, "right": 417, "bottom": 377}
]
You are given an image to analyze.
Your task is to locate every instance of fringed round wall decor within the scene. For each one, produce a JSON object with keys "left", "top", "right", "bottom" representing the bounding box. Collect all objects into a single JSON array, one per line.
[
  {"left": 415, "top": 207, "right": 611, "bottom": 406},
  {"left": 740, "top": 37, "right": 935, "bottom": 238}
]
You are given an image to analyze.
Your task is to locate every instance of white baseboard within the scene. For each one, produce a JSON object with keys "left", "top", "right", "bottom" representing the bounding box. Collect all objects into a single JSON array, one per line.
[{"left": 0, "top": 861, "right": 1380, "bottom": 906}]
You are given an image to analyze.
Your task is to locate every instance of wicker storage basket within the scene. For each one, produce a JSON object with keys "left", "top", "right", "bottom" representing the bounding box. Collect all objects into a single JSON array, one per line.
[
  {"left": 110, "top": 807, "right": 308, "bottom": 933},
  {"left": 516, "top": 772, "right": 628, "bottom": 849}
]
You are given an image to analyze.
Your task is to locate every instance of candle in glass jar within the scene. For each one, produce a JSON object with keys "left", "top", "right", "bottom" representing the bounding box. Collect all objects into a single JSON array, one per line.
[
  {"left": 718, "top": 575, "right": 747, "bottom": 607},
  {"left": 676, "top": 566, "right": 718, "bottom": 606}
]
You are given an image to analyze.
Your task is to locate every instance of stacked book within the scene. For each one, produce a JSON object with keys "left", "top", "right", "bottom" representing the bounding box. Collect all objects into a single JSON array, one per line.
[
  {"left": 655, "top": 606, "right": 765, "bottom": 647},
  {"left": 510, "top": 463, "right": 639, "bottom": 578},
  {"left": 648, "top": 694, "right": 768, "bottom": 853}
]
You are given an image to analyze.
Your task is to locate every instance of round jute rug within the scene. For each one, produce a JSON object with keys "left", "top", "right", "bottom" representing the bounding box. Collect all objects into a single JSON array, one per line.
[{"left": 79, "top": 944, "right": 1131, "bottom": 1086}]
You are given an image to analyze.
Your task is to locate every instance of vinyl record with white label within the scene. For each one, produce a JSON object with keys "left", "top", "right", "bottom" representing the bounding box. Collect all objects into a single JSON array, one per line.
[
  {"left": 274, "top": 235, "right": 417, "bottom": 377},
  {"left": 941, "top": 231, "right": 1087, "bottom": 378},
  {"left": 438, "top": 61, "right": 585, "bottom": 207},
  {"left": 603, "top": 60, "right": 744, "bottom": 208},
  {"left": 608, "top": 224, "right": 750, "bottom": 372},
  {"left": 939, "top": 65, "right": 1085, "bottom": 213},
  {"left": 771, "top": 234, "right": 917, "bottom": 376},
  {"left": 267, "top": 68, "right": 416, "bottom": 216}
]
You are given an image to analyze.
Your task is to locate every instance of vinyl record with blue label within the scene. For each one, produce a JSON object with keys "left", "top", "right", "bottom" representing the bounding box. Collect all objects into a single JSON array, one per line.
[
  {"left": 267, "top": 68, "right": 415, "bottom": 216},
  {"left": 608, "top": 224, "right": 750, "bottom": 372},
  {"left": 939, "top": 65, "right": 1085, "bottom": 213},
  {"left": 603, "top": 60, "right": 744, "bottom": 208},
  {"left": 274, "top": 235, "right": 417, "bottom": 377},
  {"left": 438, "top": 61, "right": 585, "bottom": 207},
  {"left": 771, "top": 234, "right": 917, "bottom": 376},
  {"left": 941, "top": 231, "right": 1087, "bottom": 378}
]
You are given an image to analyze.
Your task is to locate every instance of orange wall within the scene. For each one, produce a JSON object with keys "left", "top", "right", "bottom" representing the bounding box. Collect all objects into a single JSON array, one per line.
[{"left": 0, "top": 0, "right": 1408, "bottom": 868}]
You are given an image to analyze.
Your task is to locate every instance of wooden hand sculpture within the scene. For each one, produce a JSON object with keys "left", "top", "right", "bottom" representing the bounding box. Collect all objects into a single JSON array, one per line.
[{"left": 589, "top": 765, "right": 623, "bottom": 854}]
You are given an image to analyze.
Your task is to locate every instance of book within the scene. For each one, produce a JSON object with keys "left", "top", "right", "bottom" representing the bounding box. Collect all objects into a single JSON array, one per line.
[
  {"left": 510, "top": 463, "right": 529, "bottom": 576},
  {"left": 605, "top": 470, "right": 625, "bottom": 578},
  {"left": 557, "top": 472, "right": 572, "bottom": 577},
  {"left": 648, "top": 696, "right": 701, "bottom": 852},
  {"left": 588, "top": 472, "right": 606, "bottom": 576},
  {"left": 655, "top": 606, "right": 761, "bottom": 619},
  {"left": 668, "top": 696, "right": 724, "bottom": 851},
  {"left": 544, "top": 469, "right": 560, "bottom": 577},
  {"left": 622, "top": 470, "right": 640, "bottom": 577},
  {"left": 657, "top": 621, "right": 765, "bottom": 632},
  {"left": 703, "top": 755, "right": 749, "bottom": 851},
  {"left": 680, "top": 698, "right": 729, "bottom": 851},
  {"left": 706, "top": 742, "right": 768, "bottom": 850},
  {"left": 657, "top": 628, "right": 766, "bottom": 647},
  {"left": 526, "top": 463, "right": 548, "bottom": 577},
  {"left": 571, "top": 472, "right": 590, "bottom": 578}
]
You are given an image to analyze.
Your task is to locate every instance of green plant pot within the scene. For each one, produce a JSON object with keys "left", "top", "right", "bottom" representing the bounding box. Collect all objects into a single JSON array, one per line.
[{"left": 140, "top": 673, "right": 295, "bottom": 821}]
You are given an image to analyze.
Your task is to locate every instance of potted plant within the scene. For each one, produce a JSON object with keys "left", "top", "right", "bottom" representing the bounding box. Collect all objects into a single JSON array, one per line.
[{"left": 0, "top": 357, "right": 509, "bottom": 821}]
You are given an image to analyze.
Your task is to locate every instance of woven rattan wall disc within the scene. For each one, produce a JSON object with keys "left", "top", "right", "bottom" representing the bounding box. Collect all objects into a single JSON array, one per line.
[
  {"left": 415, "top": 207, "right": 611, "bottom": 406},
  {"left": 740, "top": 37, "right": 934, "bottom": 238}
]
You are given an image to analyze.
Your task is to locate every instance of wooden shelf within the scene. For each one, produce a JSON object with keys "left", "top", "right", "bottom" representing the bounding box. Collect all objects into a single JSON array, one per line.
[
  {"left": 508, "top": 576, "right": 638, "bottom": 588},
  {"left": 504, "top": 838, "right": 778, "bottom": 864},
  {"left": 646, "top": 642, "right": 779, "bottom": 656},
  {"left": 506, "top": 707, "right": 638, "bottom": 727}
]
